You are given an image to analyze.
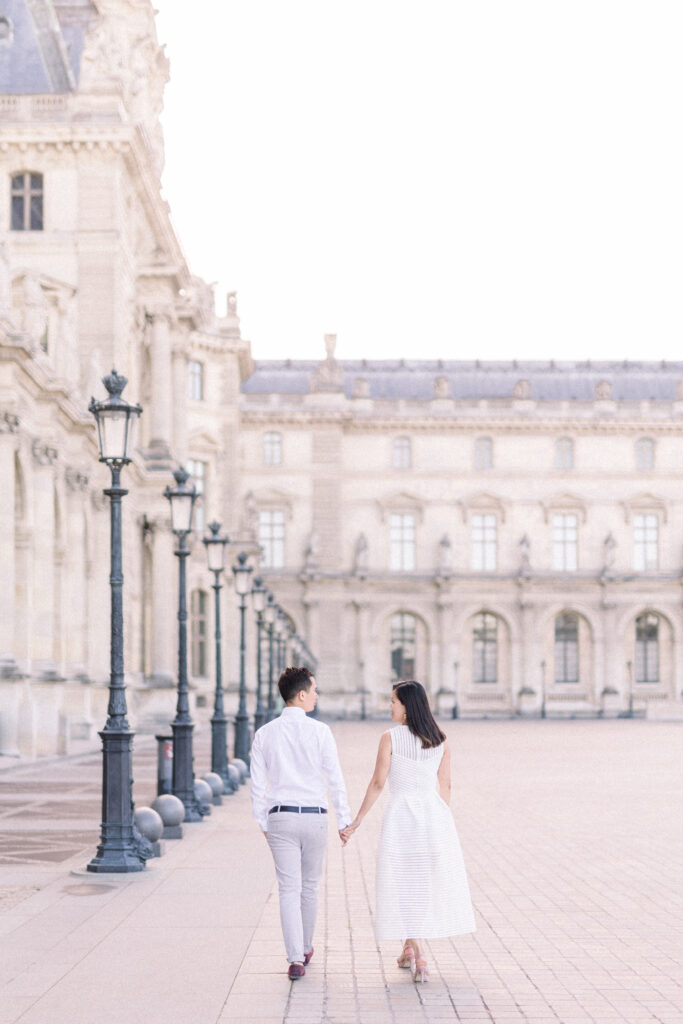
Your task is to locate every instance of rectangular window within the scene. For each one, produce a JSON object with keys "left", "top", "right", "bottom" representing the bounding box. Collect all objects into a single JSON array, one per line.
[
  {"left": 635, "top": 438, "right": 654, "bottom": 471},
  {"left": 552, "top": 514, "right": 578, "bottom": 571},
  {"left": 263, "top": 432, "right": 282, "bottom": 466},
  {"left": 259, "top": 509, "right": 285, "bottom": 569},
  {"left": 635, "top": 614, "right": 659, "bottom": 682},
  {"left": 389, "top": 513, "right": 415, "bottom": 571},
  {"left": 555, "top": 438, "right": 574, "bottom": 470},
  {"left": 554, "top": 614, "right": 579, "bottom": 682},
  {"left": 473, "top": 613, "right": 498, "bottom": 683},
  {"left": 186, "top": 458, "right": 207, "bottom": 532},
  {"left": 392, "top": 437, "right": 411, "bottom": 469},
  {"left": 633, "top": 513, "right": 658, "bottom": 570},
  {"left": 474, "top": 437, "right": 493, "bottom": 469},
  {"left": 188, "top": 359, "right": 204, "bottom": 401},
  {"left": 471, "top": 514, "right": 496, "bottom": 571},
  {"left": 11, "top": 172, "right": 43, "bottom": 231}
]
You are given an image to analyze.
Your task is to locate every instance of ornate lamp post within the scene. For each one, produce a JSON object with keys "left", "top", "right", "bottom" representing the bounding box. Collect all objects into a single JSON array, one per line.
[
  {"left": 203, "top": 521, "right": 233, "bottom": 793},
  {"left": 164, "top": 467, "right": 203, "bottom": 822},
  {"left": 251, "top": 576, "right": 268, "bottom": 732},
  {"left": 87, "top": 370, "right": 146, "bottom": 873},
  {"left": 264, "top": 592, "right": 277, "bottom": 722},
  {"left": 275, "top": 608, "right": 287, "bottom": 679},
  {"left": 232, "top": 552, "right": 253, "bottom": 765}
]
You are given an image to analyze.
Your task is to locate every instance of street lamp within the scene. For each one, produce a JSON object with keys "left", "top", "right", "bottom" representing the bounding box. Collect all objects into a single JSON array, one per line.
[
  {"left": 87, "top": 369, "right": 146, "bottom": 873},
  {"left": 251, "top": 576, "right": 267, "bottom": 732},
  {"left": 232, "top": 551, "right": 253, "bottom": 766},
  {"left": 264, "top": 592, "right": 277, "bottom": 722},
  {"left": 164, "top": 466, "right": 204, "bottom": 822},
  {"left": 203, "top": 521, "right": 234, "bottom": 793}
]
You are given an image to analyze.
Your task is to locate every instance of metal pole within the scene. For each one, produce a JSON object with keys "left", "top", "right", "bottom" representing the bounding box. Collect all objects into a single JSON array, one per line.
[
  {"left": 234, "top": 593, "right": 251, "bottom": 764},
  {"left": 627, "top": 659, "right": 634, "bottom": 718},
  {"left": 452, "top": 660, "right": 460, "bottom": 719},
  {"left": 88, "top": 465, "right": 147, "bottom": 872},
  {"left": 210, "top": 570, "right": 233, "bottom": 792},
  {"left": 254, "top": 611, "right": 266, "bottom": 731},
  {"left": 171, "top": 531, "right": 204, "bottom": 821},
  {"left": 266, "top": 620, "right": 276, "bottom": 722},
  {"left": 540, "top": 659, "right": 547, "bottom": 719}
]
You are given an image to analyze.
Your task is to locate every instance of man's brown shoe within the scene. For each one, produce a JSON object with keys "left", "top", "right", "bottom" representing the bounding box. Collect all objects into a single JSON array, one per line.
[
  {"left": 304, "top": 947, "right": 314, "bottom": 966},
  {"left": 288, "top": 963, "right": 306, "bottom": 980}
]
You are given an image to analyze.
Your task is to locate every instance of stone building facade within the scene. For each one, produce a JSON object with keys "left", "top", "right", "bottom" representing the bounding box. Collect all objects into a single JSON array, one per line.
[
  {"left": 1, "top": 1, "right": 682, "bottom": 758},
  {"left": 240, "top": 341, "right": 683, "bottom": 720}
]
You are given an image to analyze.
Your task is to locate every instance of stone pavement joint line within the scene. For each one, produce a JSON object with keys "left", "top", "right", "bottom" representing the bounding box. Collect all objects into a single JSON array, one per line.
[{"left": 0, "top": 721, "right": 682, "bottom": 1023}]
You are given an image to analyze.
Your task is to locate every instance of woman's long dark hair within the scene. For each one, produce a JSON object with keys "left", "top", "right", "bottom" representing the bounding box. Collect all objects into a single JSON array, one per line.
[{"left": 393, "top": 680, "right": 446, "bottom": 749}]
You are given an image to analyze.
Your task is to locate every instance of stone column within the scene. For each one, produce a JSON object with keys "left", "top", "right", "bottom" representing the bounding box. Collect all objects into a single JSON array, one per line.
[
  {"left": 0, "top": 430, "right": 16, "bottom": 668},
  {"left": 30, "top": 442, "right": 58, "bottom": 677},
  {"left": 436, "top": 595, "right": 456, "bottom": 714},
  {"left": 172, "top": 344, "right": 188, "bottom": 466},
  {"left": 146, "top": 312, "right": 173, "bottom": 464}
]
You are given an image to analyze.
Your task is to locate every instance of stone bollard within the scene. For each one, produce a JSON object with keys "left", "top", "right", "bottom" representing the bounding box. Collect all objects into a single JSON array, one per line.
[
  {"left": 151, "top": 793, "right": 185, "bottom": 840},
  {"left": 202, "top": 772, "right": 224, "bottom": 806},
  {"left": 134, "top": 807, "right": 165, "bottom": 858},
  {"left": 193, "top": 777, "right": 213, "bottom": 815},
  {"left": 226, "top": 763, "right": 241, "bottom": 791},
  {"left": 230, "top": 758, "right": 248, "bottom": 783}
]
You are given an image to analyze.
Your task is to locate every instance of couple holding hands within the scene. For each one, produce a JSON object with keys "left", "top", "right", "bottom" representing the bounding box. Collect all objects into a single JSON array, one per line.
[{"left": 250, "top": 666, "right": 475, "bottom": 982}]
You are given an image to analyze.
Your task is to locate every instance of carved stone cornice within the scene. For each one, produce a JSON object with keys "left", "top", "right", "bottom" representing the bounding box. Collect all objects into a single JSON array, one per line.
[{"left": 32, "top": 440, "right": 57, "bottom": 466}]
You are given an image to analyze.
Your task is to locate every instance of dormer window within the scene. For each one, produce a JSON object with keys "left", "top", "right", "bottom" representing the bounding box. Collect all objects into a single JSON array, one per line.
[{"left": 11, "top": 172, "right": 43, "bottom": 231}]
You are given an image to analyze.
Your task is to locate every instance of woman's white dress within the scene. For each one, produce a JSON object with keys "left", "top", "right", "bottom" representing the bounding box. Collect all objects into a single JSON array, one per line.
[{"left": 374, "top": 725, "right": 476, "bottom": 940}]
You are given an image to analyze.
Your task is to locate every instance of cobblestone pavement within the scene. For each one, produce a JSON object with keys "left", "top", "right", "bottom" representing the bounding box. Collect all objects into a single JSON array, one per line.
[{"left": 0, "top": 719, "right": 681, "bottom": 1024}]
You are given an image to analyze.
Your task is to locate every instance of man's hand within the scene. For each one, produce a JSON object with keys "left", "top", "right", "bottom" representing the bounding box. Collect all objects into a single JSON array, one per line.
[{"left": 340, "top": 821, "right": 358, "bottom": 846}]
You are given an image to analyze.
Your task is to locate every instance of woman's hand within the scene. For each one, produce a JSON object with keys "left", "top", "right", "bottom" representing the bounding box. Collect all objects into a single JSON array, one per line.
[{"left": 340, "top": 819, "right": 359, "bottom": 845}]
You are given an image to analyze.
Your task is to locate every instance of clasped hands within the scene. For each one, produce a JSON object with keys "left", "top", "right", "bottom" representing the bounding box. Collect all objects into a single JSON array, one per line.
[{"left": 339, "top": 820, "right": 359, "bottom": 846}]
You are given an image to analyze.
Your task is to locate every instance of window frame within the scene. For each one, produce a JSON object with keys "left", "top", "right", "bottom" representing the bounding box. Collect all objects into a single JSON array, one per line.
[
  {"left": 258, "top": 508, "right": 285, "bottom": 569},
  {"left": 552, "top": 512, "right": 578, "bottom": 571},
  {"left": 635, "top": 613, "right": 659, "bottom": 683},
  {"left": 190, "top": 588, "right": 208, "bottom": 677},
  {"left": 633, "top": 512, "right": 658, "bottom": 571},
  {"left": 390, "top": 612, "right": 417, "bottom": 681},
  {"left": 555, "top": 437, "right": 574, "bottom": 470},
  {"left": 474, "top": 437, "right": 493, "bottom": 470},
  {"left": 389, "top": 512, "right": 416, "bottom": 571},
  {"left": 392, "top": 436, "right": 412, "bottom": 470},
  {"left": 471, "top": 513, "right": 497, "bottom": 571},
  {"left": 635, "top": 437, "right": 655, "bottom": 472},
  {"left": 263, "top": 431, "right": 283, "bottom": 466},
  {"left": 473, "top": 612, "right": 498, "bottom": 683},
  {"left": 11, "top": 171, "right": 44, "bottom": 231},
  {"left": 187, "top": 359, "right": 204, "bottom": 402},
  {"left": 554, "top": 612, "right": 579, "bottom": 683}
]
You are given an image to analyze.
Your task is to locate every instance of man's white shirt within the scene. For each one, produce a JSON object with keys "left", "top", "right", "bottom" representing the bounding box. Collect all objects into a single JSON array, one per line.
[{"left": 250, "top": 707, "right": 351, "bottom": 832}]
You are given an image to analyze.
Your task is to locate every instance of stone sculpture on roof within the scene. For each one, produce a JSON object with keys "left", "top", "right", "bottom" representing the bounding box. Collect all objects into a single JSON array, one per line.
[{"left": 310, "top": 333, "right": 344, "bottom": 392}]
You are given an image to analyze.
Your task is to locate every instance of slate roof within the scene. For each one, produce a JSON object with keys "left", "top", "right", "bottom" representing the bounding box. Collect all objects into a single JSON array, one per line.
[
  {"left": 0, "top": 0, "right": 94, "bottom": 95},
  {"left": 242, "top": 360, "right": 683, "bottom": 402}
]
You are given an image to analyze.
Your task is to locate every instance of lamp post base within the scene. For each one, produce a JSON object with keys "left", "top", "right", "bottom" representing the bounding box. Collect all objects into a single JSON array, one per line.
[
  {"left": 87, "top": 728, "right": 147, "bottom": 874},
  {"left": 234, "top": 711, "right": 251, "bottom": 768},
  {"left": 171, "top": 720, "right": 204, "bottom": 822}
]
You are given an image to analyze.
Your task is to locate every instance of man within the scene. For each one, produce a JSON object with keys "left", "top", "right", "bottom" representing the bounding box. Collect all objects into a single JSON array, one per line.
[{"left": 250, "top": 666, "right": 351, "bottom": 980}]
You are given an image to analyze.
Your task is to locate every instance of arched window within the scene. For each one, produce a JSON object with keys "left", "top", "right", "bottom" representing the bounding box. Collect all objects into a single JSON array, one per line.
[
  {"left": 474, "top": 437, "right": 493, "bottom": 470},
  {"left": 473, "top": 612, "right": 497, "bottom": 682},
  {"left": 392, "top": 436, "right": 411, "bottom": 469},
  {"left": 635, "top": 438, "right": 654, "bottom": 471},
  {"left": 554, "top": 613, "right": 579, "bottom": 682},
  {"left": 390, "top": 613, "right": 416, "bottom": 681},
  {"left": 635, "top": 613, "right": 659, "bottom": 682},
  {"left": 555, "top": 437, "right": 574, "bottom": 470},
  {"left": 263, "top": 431, "right": 282, "bottom": 466},
  {"left": 11, "top": 172, "right": 43, "bottom": 231},
  {"left": 191, "top": 589, "right": 208, "bottom": 676}
]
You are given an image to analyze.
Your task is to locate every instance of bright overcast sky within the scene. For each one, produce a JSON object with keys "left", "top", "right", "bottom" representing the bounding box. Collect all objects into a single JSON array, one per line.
[{"left": 154, "top": 2, "right": 683, "bottom": 363}]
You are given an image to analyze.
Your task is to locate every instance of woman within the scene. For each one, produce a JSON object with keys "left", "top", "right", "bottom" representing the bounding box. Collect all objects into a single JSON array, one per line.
[{"left": 342, "top": 680, "right": 475, "bottom": 982}]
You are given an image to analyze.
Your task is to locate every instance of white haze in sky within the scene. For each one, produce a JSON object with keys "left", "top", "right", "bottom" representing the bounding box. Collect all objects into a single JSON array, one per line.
[{"left": 155, "top": 2, "right": 683, "bottom": 363}]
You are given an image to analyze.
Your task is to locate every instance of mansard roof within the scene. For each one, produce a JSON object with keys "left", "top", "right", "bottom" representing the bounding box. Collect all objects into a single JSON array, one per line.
[
  {"left": 0, "top": 0, "right": 95, "bottom": 95},
  {"left": 242, "top": 359, "right": 683, "bottom": 402}
]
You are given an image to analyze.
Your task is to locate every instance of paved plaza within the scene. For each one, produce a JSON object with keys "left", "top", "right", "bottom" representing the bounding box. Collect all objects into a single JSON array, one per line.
[{"left": 0, "top": 719, "right": 681, "bottom": 1024}]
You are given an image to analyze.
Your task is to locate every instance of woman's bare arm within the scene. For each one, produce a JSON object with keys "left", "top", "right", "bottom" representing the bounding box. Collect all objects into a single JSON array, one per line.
[
  {"left": 437, "top": 741, "right": 451, "bottom": 804},
  {"left": 344, "top": 731, "right": 392, "bottom": 833}
]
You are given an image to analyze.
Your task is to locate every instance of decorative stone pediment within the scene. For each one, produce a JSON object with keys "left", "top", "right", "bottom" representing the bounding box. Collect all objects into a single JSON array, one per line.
[
  {"left": 457, "top": 492, "right": 507, "bottom": 523},
  {"left": 540, "top": 492, "right": 588, "bottom": 524},
  {"left": 187, "top": 429, "right": 219, "bottom": 452},
  {"left": 245, "top": 488, "right": 294, "bottom": 518},
  {"left": 621, "top": 492, "right": 668, "bottom": 524},
  {"left": 377, "top": 491, "right": 425, "bottom": 523}
]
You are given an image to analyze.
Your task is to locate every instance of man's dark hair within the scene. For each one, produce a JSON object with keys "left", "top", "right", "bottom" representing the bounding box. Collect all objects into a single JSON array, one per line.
[{"left": 278, "top": 665, "right": 313, "bottom": 704}]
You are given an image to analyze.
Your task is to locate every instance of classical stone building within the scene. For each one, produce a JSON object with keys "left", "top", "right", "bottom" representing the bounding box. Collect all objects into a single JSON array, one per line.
[
  {"left": 0, "top": 0, "right": 251, "bottom": 756},
  {"left": 240, "top": 341, "right": 683, "bottom": 720},
  {"left": 1, "top": 1, "right": 682, "bottom": 758}
]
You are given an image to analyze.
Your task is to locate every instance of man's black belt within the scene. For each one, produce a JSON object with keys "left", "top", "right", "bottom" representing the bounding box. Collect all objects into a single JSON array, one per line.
[{"left": 268, "top": 805, "right": 328, "bottom": 815}]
